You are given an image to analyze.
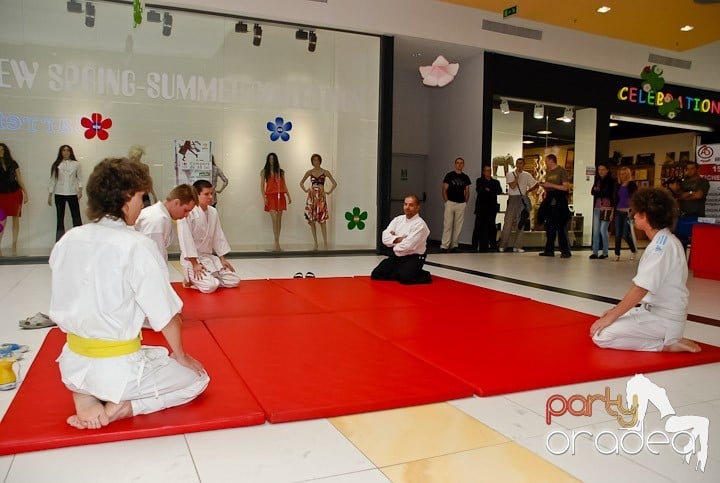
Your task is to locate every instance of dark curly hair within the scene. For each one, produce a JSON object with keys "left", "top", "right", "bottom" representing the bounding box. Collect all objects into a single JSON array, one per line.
[
  {"left": 86, "top": 158, "right": 151, "bottom": 222},
  {"left": 631, "top": 187, "right": 678, "bottom": 231}
]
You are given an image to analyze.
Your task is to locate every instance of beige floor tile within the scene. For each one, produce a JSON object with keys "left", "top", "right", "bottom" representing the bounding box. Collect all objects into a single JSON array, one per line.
[
  {"left": 381, "top": 442, "right": 579, "bottom": 483},
  {"left": 330, "top": 403, "right": 509, "bottom": 467}
]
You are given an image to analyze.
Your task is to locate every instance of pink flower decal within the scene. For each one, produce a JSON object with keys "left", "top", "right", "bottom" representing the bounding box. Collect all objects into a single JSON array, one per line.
[
  {"left": 419, "top": 55, "right": 459, "bottom": 87},
  {"left": 81, "top": 113, "right": 113, "bottom": 140}
]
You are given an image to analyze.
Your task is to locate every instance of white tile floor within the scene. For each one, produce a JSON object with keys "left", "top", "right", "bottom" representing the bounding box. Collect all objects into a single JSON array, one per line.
[{"left": 1, "top": 251, "right": 718, "bottom": 482}]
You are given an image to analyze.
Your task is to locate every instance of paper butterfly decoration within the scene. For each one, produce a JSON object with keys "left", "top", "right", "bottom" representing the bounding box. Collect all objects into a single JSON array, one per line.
[{"left": 419, "top": 55, "right": 459, "bottom": 87}]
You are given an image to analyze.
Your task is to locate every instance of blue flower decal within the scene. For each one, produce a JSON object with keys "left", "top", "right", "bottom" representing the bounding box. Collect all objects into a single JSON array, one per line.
[{"left": 267, "top": 117, "right": 292, "bottom": 142}]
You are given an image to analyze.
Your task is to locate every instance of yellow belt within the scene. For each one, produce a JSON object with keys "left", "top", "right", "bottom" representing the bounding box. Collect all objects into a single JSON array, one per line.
[{"left": 67, "top": 333, "right": 141, "bottom": 358}]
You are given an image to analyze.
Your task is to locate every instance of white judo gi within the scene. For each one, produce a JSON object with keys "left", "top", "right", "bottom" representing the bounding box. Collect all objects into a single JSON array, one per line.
[
  {"left": 49, "top": 217, "right": 210, "bottom": 416},
  {"left": 177, "top": 205, "right": 240, "bottom": 293},
  {"left": 593, "top": 228, "right": 688, "bottom": 351},
  {"left": 134, "top": 201, "right": 173, "bottom": 261}
]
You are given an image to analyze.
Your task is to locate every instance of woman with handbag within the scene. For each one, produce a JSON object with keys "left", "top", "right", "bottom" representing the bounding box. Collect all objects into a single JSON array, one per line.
[
  {"left": 612, "top": 166, "right": 638, "bottom": 261},
  {"left": 589, "top": 161, "right": 616, "bottom": 259}
]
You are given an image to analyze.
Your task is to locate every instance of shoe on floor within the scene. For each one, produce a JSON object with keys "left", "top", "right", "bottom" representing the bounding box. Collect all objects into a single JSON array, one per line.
[
  {"left": 614, "top": 255, "right": 621, "bottom": 262},
  {"left": 293, "top": 272, "right": 303, "bottom": 278},
  {"left": 599, "top": 254, "right": 608, "bottom": 259},
  {"left": 513, "top": 248, "right": 525, "bottom": 253},
  {"left": 305, "top": 272, "right": 316, "bottom": 278},
  {"left": 539, "top": 252, "right": 554, "bottom": 257},
  {"left": 589, "top": 254, "right": 599, "bottom": 259},
  {"left": 19, "top": 312, "right": 56, "bottom": 330},
  {"left": 560, "top": 253, "right": 572, "bottom": 258},
  {"left": 630, "top": 253, "right": 636, "bottom": 261}
]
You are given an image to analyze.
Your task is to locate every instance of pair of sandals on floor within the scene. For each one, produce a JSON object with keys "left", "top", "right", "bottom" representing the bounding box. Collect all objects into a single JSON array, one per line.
[{"left": 293, "top": 272, "right": 316, "bottom": 279}]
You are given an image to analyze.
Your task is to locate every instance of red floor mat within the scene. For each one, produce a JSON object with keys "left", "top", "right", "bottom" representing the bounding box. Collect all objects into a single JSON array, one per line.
[
  {"left": 0, "top": 323, "right": 265, "bottom": 456},
  {"left": 392, "top": 315, "right": 720, "bottom": 396},
  {"left": 204, "top": 314, "right": 474, "bottom": 423},
  {"left": 174, "top": 279, "right": 325, "bottom": 322},
  {"left": 271, "top": 277, "right": 418, "bottom": 311}
]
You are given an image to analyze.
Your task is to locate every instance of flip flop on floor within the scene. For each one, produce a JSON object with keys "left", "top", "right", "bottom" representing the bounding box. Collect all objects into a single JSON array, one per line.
[
  {"left": 18, "top": 313, "right": 56, "bottom": 330},
  {"left": 305, "top": 272, "right": 315, "bottom": 278},
  {"left": 293, "top": 272, "right": 304, "bottom": 278}
]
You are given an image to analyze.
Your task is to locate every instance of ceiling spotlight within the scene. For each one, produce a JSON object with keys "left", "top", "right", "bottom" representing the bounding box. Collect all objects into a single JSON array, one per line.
[
  {"left": 308, "top": 31, "right": 317, "bottom": 52},
  {"left": 680, "top": 25, "right": 694, "bottom": 32},
  {"left": 66, "top": 0, "right": 83, "bottom": 13},
  {"left": 597, "top": 6, "right": 611, "bottom": 14},
  {"left": 609, "top": 122, "right": 619, "bottom": 127},
  {"left": 537, "top": 130, "right": 552, "bottom": 135},
  {"left": 235, "top": 21, "right": 248, "bottom": 33},
  {"left": 84, "top": 2, "right": 95, "bottom": 27},
  {"left": 253, "top": 24, "right": 262, "bottom": 46},
  {"left": 162, "top": 12, "right": 172, "bottom": 37},
  {"left": 522, "top": 140, "right": 535, "bottom": 144},
  {"left": 562, "top": 107, "right": 574, "bottom": 122},
  {"left": 533, "top": 104, "right": 544, "bottom": 119},
  {"left": 500, "top": 99, "right": 510, "bottom": 114},
  {"left": 146, "top": 10, "right": 161, "bottom": 22},
  {"left": 295, "top": 29, "right": 308, "bottom": 40}
]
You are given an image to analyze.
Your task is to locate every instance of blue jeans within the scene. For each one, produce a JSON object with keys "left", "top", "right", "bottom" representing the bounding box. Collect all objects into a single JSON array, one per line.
[{"left": 591, "top": 207, "right": 610, "bottom": 255}]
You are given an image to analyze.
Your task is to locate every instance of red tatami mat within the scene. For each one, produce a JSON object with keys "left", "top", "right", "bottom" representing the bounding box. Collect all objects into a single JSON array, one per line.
[
  {"left": 389, "top": 311, "right": 720, "bottom": 396},
  {"left": 271, "top": 276, "right": 418, "bottom": 311},
  {"left": 0, "top": 323, "right": 265, "bottom": 456},
  {"left": 173, "top": 279, "right": 325, "bottom": 322},
  {"left": 204, "top": 314, "right": 474, "bottom": 423}
]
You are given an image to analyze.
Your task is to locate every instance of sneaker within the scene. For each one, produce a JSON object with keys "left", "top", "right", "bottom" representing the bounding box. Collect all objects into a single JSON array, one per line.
[
  {"left": 539, "top": 252, "right": 554, "bottom": 257},
  {"left": 599, "top": 254, "right": 608, "bottom": 259},
  {"left": 513, "top": 248, "right": 525, "bottom": 253},
  {"left": 589, "top": 254, "right": 599, "bottom": 259}
]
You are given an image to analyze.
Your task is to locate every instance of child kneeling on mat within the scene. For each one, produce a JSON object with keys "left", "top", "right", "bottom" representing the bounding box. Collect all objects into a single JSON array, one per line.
[
  {"left": 50, "top": 158, "right": 209, "bottom": 430},
  {"left": 590, "top": 187, "right": 700, "bottom": 353}
]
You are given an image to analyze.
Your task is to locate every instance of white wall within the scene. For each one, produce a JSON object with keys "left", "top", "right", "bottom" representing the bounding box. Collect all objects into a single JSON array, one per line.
[
  {"left": 574, "top": 108, "right": 598, "bottom": 244},
  {"left": 425, "top": 53, "right": 484, "bottom": 243},
  {"left": 181, "top": 0, "right": 720, "bottom": 91},
  {"left": 392, "top": 67, "right": 430, "bottom": 155}
]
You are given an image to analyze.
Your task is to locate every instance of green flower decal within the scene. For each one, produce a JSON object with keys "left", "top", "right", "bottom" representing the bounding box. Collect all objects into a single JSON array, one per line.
[{"left": 345, "top": 207, "right": 368, "bottom": 230}]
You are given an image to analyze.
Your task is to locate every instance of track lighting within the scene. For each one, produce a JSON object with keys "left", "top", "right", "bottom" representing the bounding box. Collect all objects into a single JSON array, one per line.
[
  {"left": 146, "top": 10, "right": 161, "bottom": 22},
  {"left": 295, "top": 29, "right": 309, "bottom": 40},
  {"left": 253, "top": 24, "right": 262, "bottom": 46},
  {"left": 308, "top": 31, "right": 317, "bottom": 52},
  {"left": 533, "top": 104, "right": 544, "bottom": 119},
  {"left": 562, "top": 107, "right": 574, "bottom": 123},
  {"left": 162, "top": 12, "right": 172, "bottom": 37},
  {"left": 66, "top": 0, "right": 82, "bottom": 13},
  {"left": 500, "top": 99, "right": 510, "bottom": 114},
  {"left": 84, "top": 2, "right": 95, "bottom": 28},
  {"left": 235, "top": 21, "right": 248, "bottom": 33}
]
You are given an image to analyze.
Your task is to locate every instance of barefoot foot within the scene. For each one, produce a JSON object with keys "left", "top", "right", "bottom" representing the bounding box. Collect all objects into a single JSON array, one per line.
[
  {"left": 68, "top": 392, "right": 109, "bottom": 429},
  {"left": 105, "top": 400, "right": 133, "bottom": 423},
  {"left": 663, "top": 338, "right": 701, "bottom": 353}
]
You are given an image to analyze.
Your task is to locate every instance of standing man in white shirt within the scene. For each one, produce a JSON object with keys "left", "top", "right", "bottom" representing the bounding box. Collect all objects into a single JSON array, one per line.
[
  {"left": 50, "top": 158, "right": 209, "bottom": 430},
  {"left": 177, "top": 179, "right": 240, "bottom": 293},
  {"left": 135, "top": 184, "right": 197, "bottom": 261},
  {"left": 371, "top": 194, "right": 431, "bottom": 284},
  {"left": 499, "top": 158, "right": 538, "bottom": 253}
]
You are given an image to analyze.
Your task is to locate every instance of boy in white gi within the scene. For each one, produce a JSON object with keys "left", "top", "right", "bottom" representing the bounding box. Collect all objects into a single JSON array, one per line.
[
  {"left": 177, "top": 179, "right": 240, "bottom": 293},
  {"left": 134, "top": 184, "right": 197, "bottom": 261},
  {"left": 50, "top": 158, "right": 209, "bottom": 430},
  {"left": 590, "top": 188, "right": 701, "bottom": 353}
]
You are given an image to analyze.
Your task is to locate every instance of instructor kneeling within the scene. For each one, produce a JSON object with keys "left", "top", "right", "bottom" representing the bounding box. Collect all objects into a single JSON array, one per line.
[
  {"left": 50, "top": 158, "right": 209, "bottom": 430},
  {"left": 371, "top": 194, "right": 431, "bottom": 285}
]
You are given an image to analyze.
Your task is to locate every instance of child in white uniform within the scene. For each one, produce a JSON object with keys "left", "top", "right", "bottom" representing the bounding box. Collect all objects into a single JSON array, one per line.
[
  {"left": 591, "top": 188, "right": 700, "bottom": 353},
  {"left": 50, "top": 158, "right": 209, "bottom": 430},
  {"left": 177, "top": 180, "right": 240, "bottom": 293}
]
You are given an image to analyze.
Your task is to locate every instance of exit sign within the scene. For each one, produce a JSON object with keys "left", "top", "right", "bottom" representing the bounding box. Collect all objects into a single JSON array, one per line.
[{"left": 503, "top": 5, "right": 517, "bottom": 18}]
